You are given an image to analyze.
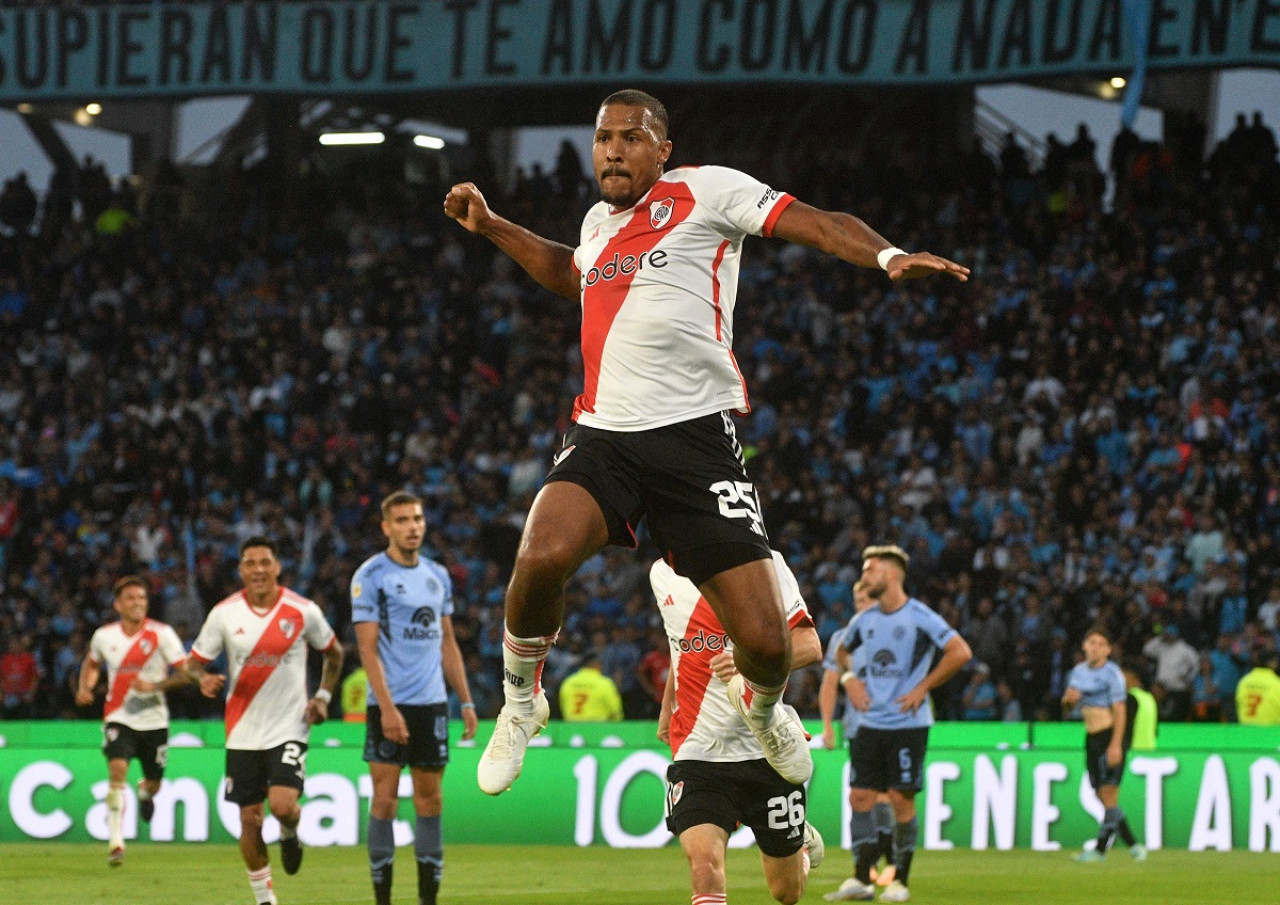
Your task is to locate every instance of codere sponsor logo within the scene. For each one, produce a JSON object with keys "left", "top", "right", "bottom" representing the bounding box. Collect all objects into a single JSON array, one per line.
[
  {"left": 582, "top": 249, "right": 668, "bottom": 286},
  {"left": 675, "top": 629, "right": 729, "bottom": 654}
]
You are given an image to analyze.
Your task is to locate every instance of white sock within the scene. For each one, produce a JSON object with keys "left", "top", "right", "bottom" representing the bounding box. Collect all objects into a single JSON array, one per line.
[
  {"left": 742, "top": 678, "right": 785, "bottom": 724},
  {"left": 247, "top": 866, "right": 276, "bottom": 905},
  {"left": 501, "top": 626, "right": 557, "bottom": 707},
  {"left": 106, "top": 782, "right": 125, "bottom": 848},
  {"left": 692, "top": 894, "right": 727, "bottom": 905}
]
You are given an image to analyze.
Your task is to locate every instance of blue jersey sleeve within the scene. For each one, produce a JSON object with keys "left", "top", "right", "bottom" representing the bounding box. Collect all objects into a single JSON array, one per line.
[{"left": 350, "top": 557, "right": 382, "bottom": 624}]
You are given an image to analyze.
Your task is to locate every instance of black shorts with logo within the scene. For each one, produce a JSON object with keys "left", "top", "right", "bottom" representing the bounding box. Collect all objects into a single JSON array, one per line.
[
  {"left": 224, "top": 742, "right": 308, "bottom": 805},
  {"left": 849, "top": 726, "right": 930, "bottom": 793},
  {"left": 1085, "top": 729, "right": 1127, "bottom": 789},
  {"left": 546, "top": 411, "right": 771, "bottom": 586},
  {"left": 665, "top": 759, "right": 807, "bottom": 858},
  {"left": 102, "top": 723, "right": 169, "bottom": 781},
  {"left": 363, "top": 703, "right": 450, "bottom": 769}
]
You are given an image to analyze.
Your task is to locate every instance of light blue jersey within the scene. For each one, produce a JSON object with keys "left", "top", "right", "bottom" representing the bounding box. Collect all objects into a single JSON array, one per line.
[
  {"left": 1067, "top": 660, "right": 1126, "bottom": 709},
  {"left": 350, "top": 552, "right": 453, "bottom": 707},
  {"left": 823, "top": 619, "right": 862, "bottom": 739},
  {"left": 845, "top": 598, "right": 957, "bottom": 730}
]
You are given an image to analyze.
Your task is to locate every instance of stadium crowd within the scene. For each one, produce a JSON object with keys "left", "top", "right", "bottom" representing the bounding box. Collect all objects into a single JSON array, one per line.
[{"left": 1, "top": 105, "right": 1279, "bottom": 730}]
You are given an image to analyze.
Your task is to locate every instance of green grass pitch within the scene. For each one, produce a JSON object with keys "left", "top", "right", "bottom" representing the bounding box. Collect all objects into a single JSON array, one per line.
[{"left": 4, "top": 843, "right": 1278, "bottom": 904}]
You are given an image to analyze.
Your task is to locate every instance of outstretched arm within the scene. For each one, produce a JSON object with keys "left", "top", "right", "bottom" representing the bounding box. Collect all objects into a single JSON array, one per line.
[
  {"left": 771, "top": 200, "right": 969, "bottom": 282},
  {"left": 444, "top": 182, "right": 580, "bottom": 301}
]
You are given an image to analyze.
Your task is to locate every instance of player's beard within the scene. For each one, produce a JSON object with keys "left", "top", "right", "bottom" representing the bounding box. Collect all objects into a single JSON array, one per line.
[{"left": 599, "top": 169, "right": 637, "bottom": 208}]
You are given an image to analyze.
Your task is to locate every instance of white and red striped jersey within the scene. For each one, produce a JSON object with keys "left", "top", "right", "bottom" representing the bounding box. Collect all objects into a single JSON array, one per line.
[
  {"left": 190, "top": 587, "right": 336, "bottom": 751},
  {"left": 87, "top": 619, "right": 186, "bottom": 731},
  {"left": 572, "top": 166, "right": 795, "bottom": 431},
  {"left": 651, "top": 551, "right": 812, "bottom": 762}
]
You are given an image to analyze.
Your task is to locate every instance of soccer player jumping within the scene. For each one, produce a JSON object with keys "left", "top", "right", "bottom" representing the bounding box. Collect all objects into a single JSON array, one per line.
[{"left": 444, "top": 89, "right": 968, "bottom": 797}]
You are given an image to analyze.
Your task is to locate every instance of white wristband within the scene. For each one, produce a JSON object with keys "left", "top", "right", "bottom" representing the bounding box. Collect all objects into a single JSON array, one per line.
[
  {"left": 840, "top": 671, "right": 856, "bottom": 686},
  {"left": 877, "top": 247, "right": 907, "bottom": 271},
  {"left": 313, "top": 688, "right": 332, "bottom": 704}
]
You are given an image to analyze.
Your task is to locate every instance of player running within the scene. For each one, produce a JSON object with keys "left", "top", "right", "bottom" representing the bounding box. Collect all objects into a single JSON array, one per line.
[
  {"left": 76, "top": 575, "right": 188, "bottom": 867},
  {"left": 183, "top": 537, "right": 343, "bottom": 905}
]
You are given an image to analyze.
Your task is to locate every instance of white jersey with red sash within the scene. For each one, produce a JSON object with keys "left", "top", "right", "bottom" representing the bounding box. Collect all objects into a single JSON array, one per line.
[
  {"left": 87, "top": 619, "right": 186, "bottom": 731},
  {"left": 650, "top": 550, "right": 812, "bottom": 762},
  {"left": 572, "top": 165, "right": 795, "bottom": 431},
  {"left": 190, "top": 587, "right": 336, "bottom": 750}
]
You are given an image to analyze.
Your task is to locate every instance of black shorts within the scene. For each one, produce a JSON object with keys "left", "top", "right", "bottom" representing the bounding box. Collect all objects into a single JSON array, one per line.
[
  {"left": 664, "top": 759, "right": 807, "bottom": 858},
  {"left": 546, "top": 412, "right": 771, "bottom": 586},
  {"left": 224, "top": 742, "right": 308, "bottom": 805},
  {"left": 849, "top": 726, "right": 930, "bottom": 793},
  {"left": 1085, "top": 729, "right": 1127, "bottom": 789},
  {"left": 102, "top": 723, "right": 169, "bottom": 782},
  {"left": 363, "top": 703, "right": 450, "bottom": 769}
]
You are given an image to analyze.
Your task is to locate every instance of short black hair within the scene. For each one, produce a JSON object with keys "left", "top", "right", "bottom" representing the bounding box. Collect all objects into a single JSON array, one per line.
[
  {"left": 601, "top": 89, "right": 669, "bottom": 139},
  {"left": 1254, "top": 645, "right": 1280, "bottom": 669},
  {"left": 240, "top": 536, "right": 278, "bottom": 558}
]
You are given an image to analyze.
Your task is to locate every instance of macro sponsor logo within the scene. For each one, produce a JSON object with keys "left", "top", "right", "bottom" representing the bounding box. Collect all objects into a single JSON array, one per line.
[
  {"left": 582, "top": 249, "right": 668, "bottom": 287},
  {"left": 870, "top": 648, "right": 900, "bottom": 678},
  {"left": 756, "top": 188, "right": 779, "bottom": 209},
  {"left": 504, "top": 668, "right": 526, "bottom": 687},
  {"left": 403, "top": 607, "right": 440, "bottom": 640},
  {"left": 676, "top": 629, "right": 728, "bottom": 654}
]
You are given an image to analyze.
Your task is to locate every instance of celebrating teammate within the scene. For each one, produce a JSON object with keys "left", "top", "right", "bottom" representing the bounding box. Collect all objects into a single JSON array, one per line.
[
  {"left": 350, "top": 491, "right": 478, "bottom": 905},
  {"left": 825, "top": 546, "right": 971, "bottom": 903},
  {"left": 652, "top": 550, "right": 824, "bottom": 905},
  {"left": 445, "top": 89, "right": 968, "bottom": 798},
  {"left": 75, "top": 575, "right": 188, "bottom": 867},
  {"left": 1063, "top": 629, "right": 1147, "bottom": 862},
  {"left": 182, "top": 537, "right": 343, "bottom": 905}
]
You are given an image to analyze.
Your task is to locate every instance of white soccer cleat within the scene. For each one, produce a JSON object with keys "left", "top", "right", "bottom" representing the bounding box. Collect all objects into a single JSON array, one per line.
[
  {"left": 823, "top": 877, "right": 876, "bottom": 902},
  {"left": 477, "top": 692, "right": 550, "bottom": 795},
  {"left": 1130, "top": 844, "right": 1148, "bottom": 862},
  {"left": 727, "top": 675, "right": 813, "bottom": 784},
  {"left": 880, "top": 880, "right": 911, "bottom": 902},
  {"left": 803, "top": 821, "right": 825, "bottom": 870}
]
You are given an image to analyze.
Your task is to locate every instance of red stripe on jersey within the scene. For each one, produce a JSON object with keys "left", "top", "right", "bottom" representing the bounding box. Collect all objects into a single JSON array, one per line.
[
  {"left": 105, "top": 627, "right": 159, "bottom": 719},
  {"left": 670, "top": 595, "right": 728, "bottom": 758},
  {"left": 708, "top": 238, "right": 750, "bottom": 412},
  {"left": 710, "top": 239, "right": 729, "bottom": 341},
  {"left": 224, "top": 600, "right": 304, "bottom": 738},
  {"left": 761, "top": 194, "right": 796, "bottom": 238},
  {"left": 573, "top": 183, "right": 696, "bottom": 421}
]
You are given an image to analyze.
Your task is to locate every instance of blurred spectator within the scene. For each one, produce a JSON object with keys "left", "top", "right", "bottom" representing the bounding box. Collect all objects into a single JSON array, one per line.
[
  {"left": 1143, "top": 626, "right": 1199, "bottom": 722},
  {"left": 1, "top": 633, "right": 40, "bottom": 717},
  {"left": 558, "top": 648, "right": 623, "bottom": 722}
]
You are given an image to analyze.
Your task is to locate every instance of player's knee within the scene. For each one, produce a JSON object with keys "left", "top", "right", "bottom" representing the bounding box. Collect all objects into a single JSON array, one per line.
[
  {"left": 240, "top": 806, "right": 264, "bottom": 833},
  {"left": 684, "top": 851, "right": 725, "bottom": 890},
  {"left": 514, "top": 542, "right": 581, "bottom": 588},
  {"left": 369, "top": 796, "right": 398, "bottom": 821},
  {"left": 413, "top": 790, "right": 443, "bottom": 815},
  {"left": 769, "top": 879, "right": 804, "bottom": 905}
]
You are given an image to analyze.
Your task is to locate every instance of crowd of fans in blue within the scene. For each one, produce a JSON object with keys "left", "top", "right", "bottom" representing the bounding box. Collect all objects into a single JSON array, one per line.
[{"left": 1, "top": 107, "right": 1278, "bottom": 731}]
